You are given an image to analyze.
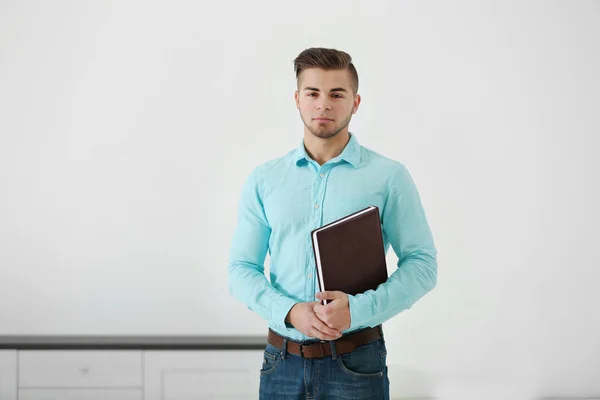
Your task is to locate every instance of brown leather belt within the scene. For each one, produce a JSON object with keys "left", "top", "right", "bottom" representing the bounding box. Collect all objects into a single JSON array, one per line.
[{"left": 267, "top": 326, "right": 382, "bottom": 359}]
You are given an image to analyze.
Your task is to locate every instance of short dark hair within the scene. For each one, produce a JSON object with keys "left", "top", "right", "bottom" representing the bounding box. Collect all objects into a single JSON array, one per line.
[{"left": 293, "top": 47, "right": 359, "bottom": 95}]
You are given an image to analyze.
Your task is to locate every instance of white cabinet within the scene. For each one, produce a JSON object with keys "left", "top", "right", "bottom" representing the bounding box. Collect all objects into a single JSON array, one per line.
[
  {"left": 17, "top": 350, "right": 144, "bottom": 400},
  {"left": 0, "top": 348, "right": 262, "bottom": 399},
  {"left": 19, "top": 350, "right": 143, "bottom": 388},
  {"left": 0, "top": 350, "right": 17, "bottom": 400},
  {"left": 19, "top": 389, "right": 143, "bottom": 400},
  {"left": 144, "top": 350, "right": 262, "bottom": 400}
]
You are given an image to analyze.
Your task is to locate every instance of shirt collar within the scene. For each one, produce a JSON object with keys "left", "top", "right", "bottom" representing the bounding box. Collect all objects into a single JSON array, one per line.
[{"left": 293, "top": 132, "right": 362, "bottom": 168}]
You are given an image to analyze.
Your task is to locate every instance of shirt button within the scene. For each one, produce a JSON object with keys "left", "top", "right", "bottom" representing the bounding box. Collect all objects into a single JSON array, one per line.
[
  {"left": 320, "top": 173, "right": 325, "bottom": 178},
  {"left": 314, "top": 204, "right": 319, "bottom": 209},
  {"left": 307, "top": 273, "right": 313, "bottom": 278}
]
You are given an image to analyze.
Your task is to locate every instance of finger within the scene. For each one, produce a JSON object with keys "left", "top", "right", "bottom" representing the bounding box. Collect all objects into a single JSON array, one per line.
[
  {"left": 313, "top": 300, "right": 337, "bottom": 313},
  {"left": 315, "top": 302, "right": 339, "bottom": 318},
  {"left": 316, "top": 291, "right": 336, "bottom": 301},
  {"left": 313, "top": 303, "right": 326, "bottom": 315},
  {"left": 311, "top": 315, "right": 341, "bottom": 338},
  {"left": 328, "top": 290, "right": 344, "bottom": 298},
  {"left": 310, "top": 327, "right": 340, "bottom": 341},
  {"left": 313, "top": 307, "right": 331, "bottom": 324},
  {"left": 314, "top": 309, "right": 325, "bottom": 321}
]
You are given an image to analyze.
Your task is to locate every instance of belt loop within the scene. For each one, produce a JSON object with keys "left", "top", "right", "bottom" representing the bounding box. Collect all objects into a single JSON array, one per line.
[
  {"left": 329, "top": 340, "right": 338, "bottom": 360},
  {"left": 281, "top": 338, "right": 288, "bottom": 359}
]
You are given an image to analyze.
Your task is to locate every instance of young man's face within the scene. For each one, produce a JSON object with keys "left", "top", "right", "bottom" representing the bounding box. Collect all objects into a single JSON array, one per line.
[{"left": 295, "top": 68, "right": 361, "bottom": 140}]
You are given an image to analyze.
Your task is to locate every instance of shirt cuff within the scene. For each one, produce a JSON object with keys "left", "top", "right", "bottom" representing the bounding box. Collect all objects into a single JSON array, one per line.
[
  {"left": 348, "top": 293, "right": 374, "bottom": 331},
  {"left": 271, "top": 296, "right": 298, "bottom": 332}
]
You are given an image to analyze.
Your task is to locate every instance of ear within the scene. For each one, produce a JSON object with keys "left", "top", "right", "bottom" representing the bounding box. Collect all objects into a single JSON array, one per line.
[
  {"left": 294, "top": 90, "right": 299, "bottom": 109},
  {"left": 352, "top": 93, "right": 361, "bottom": 114}
]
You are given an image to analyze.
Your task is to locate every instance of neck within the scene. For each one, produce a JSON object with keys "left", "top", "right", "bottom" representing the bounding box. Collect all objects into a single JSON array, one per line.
[{"left": 303, "top": 130, "right": 351, "bottom": 166}]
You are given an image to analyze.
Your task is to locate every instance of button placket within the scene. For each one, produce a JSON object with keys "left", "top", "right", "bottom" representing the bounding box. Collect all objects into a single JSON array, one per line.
[
  {"left": 314, "top": 168, "right": 328, "bottom": 228},
  {"left": 314, "top": 171, "right": 325, "bottom": 210},
  {"left": 309, "top": 168, "right": 328, "bottom": 299}
]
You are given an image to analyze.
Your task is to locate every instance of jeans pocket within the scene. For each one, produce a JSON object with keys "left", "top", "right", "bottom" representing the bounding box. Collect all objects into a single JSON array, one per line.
[
  {"left": 336, "top": 341, "right": 384, "bottom": 378},
  {"left": 260, "top": 344, "right": 282, "bottom": 376}
]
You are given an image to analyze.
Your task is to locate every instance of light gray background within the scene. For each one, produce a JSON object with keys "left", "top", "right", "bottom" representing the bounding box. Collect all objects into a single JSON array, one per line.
[{"left": 1, "top": 1, "right": 599, "bottom": 398}]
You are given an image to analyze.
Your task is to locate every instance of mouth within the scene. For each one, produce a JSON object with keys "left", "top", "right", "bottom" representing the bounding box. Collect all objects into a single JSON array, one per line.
[{"left": 314, "top": 118, "right": 334, "bottom": 122}]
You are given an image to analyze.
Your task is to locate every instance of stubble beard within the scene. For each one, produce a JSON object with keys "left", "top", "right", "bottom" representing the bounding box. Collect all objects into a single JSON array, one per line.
[{"left": 301, "top": 111, "right": 353, "bottom": 140}]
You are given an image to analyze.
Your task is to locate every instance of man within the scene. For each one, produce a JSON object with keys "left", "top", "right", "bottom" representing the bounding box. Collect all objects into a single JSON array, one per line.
[{"left": 228, "top": 47, "right": 437, "bottom": 399}]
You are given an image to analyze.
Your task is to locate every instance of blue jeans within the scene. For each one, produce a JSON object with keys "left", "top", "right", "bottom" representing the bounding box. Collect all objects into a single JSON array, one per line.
[{"left": 259, "top": 333, "right": 389, "bottom": 399}]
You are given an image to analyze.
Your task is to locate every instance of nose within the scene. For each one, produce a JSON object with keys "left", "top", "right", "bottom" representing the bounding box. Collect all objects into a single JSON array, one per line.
[{"left": 317, "top": 102, "right": 332, "bottom": 111}]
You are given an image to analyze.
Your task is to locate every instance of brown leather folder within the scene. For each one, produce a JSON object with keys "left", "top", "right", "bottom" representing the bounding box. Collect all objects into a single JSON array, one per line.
[{"left": 311, "top": 206, "right": 388, "bottom": 305}]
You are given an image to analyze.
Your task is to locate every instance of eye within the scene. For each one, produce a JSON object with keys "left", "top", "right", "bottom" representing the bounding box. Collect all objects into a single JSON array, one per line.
[
  {"left": 307, "top": 92, "right": 317, "bottom": 97},
  {"left": 333, "top": 94, "right": 343, "bottom": 98}
]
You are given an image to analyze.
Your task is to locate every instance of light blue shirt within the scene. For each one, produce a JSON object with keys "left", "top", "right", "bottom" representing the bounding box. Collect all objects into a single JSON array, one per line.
[{"left": 228, "top": 133, "right": 437, "bottom": 341}]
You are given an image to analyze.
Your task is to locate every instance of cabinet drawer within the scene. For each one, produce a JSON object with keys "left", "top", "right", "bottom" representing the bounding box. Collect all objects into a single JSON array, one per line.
[
  {"left": 144, "top": 350, "right": 262, "bottom": 400},
  {"left": 0, "top": 350, "right": 17, "bottom": 400},
  {"left": 19, "top": 388, "right": 142, "bottom": 400},
  {"left": 19, "top": 351, "right": 142, "bottom": 388}
]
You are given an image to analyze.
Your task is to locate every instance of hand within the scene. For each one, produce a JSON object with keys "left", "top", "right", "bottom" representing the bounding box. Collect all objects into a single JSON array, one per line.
[
  {"left": 314, "top": 291, "right": 351, "bottom": 332},
  {"left": 286, "top": 302, "right": 343, "bottom": 340}
]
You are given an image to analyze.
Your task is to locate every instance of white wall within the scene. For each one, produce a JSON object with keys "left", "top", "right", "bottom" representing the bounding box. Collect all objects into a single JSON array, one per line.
[{"left": 0, "top": 1, "right": 598, "bottom": 398}]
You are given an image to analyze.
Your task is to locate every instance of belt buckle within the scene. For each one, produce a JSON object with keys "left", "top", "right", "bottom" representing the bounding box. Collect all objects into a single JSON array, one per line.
[
  {"left": 299, "top": 343, "right": 306, "bottom": 358},
  {"left": 300, "top": 341, "right": 327, "bottom": 358}
]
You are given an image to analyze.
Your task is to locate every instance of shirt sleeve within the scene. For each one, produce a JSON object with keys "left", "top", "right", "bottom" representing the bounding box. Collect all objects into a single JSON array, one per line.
[
  {"left": 228, "top": 168, "right": 298, "bottom": 332},
  {"left": 347, "top": 164, "right": 438, "bottom": 330}
]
